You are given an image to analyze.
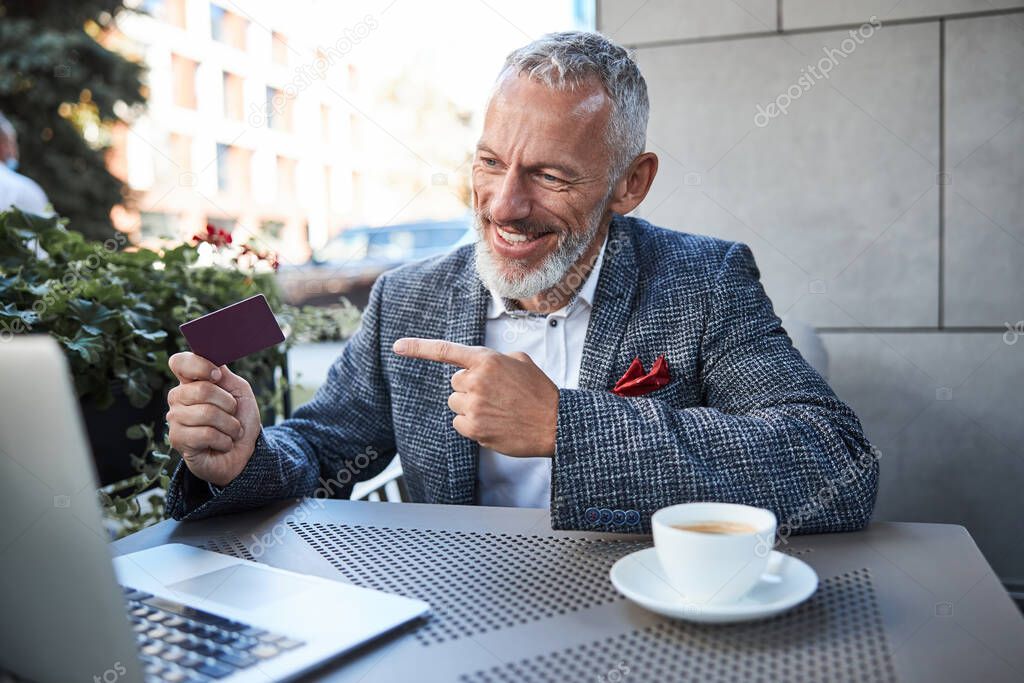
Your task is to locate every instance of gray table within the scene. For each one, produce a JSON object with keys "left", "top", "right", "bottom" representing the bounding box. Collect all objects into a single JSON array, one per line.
[{"left": 112, "top": 500, "right": 1024, "bottom": 682}]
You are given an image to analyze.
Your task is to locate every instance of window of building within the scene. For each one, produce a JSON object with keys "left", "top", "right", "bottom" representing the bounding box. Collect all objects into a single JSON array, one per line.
[
  {"left": 222, "top": 71, "right": 244, "bottom": 120},
  {"left": 171, "top": 54, "right": 197, "bottom": 109},
  {"left": 144, "top": 0, "right": 186, "bottom": 28},
  {"left": 139, "top": 211, "right": 178, "bottom": 240},
  {"left": 216, "top": 143, "right": 230, "bottom": 193},
  {"left": 217, "top": 144, "right": 251, "bottom": 195},
  {"left": 272, "top": 32, "right": 289, "bottom": 66},
  {"left": 265, "top": 87, "right": 293, "bottom": 131},
  {"left": 260, "top": 220, "right": 285, "bottom": 241},
  {"left": 210, "top": 5, "right": 226, "bottom": 40},
  {"left": 232, "top": 147, "right": 252, "bottom": 196},
  {"left": 210, "top": 4, "right": 247, "bottom": 50},
  {"left": 169, "top": 133, "right": 191, "bottom": 174}
]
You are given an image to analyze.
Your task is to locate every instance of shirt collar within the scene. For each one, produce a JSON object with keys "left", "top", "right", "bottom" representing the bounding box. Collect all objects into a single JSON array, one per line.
[{"left": 486, "top": 230, "right": 609, "bottom": 320}]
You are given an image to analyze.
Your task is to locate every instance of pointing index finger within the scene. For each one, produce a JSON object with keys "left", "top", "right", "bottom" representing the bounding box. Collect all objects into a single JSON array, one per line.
[{"left": 392, "top": 338, "right": 486, "bottom": 369}]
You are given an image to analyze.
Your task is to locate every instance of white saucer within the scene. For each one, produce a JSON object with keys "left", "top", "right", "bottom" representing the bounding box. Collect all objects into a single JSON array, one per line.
[{"left": 610, "top": 547, "right": 818, "bottom": 624}]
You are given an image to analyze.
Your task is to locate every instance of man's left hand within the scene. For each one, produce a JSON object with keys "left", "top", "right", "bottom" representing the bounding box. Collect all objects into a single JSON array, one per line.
[{"left": 393, "top": 338, "right": 558, "bottom": 457}]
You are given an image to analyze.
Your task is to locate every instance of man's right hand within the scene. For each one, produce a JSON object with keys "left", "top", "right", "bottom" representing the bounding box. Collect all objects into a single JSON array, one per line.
[{"left": 167, "top": 352, "right": 262, "bottom": 487}]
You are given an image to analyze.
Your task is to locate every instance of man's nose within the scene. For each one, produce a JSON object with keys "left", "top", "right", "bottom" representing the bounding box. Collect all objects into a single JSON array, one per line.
[{"left": 488, "top": 171, "right": 531, "bottom": 224}]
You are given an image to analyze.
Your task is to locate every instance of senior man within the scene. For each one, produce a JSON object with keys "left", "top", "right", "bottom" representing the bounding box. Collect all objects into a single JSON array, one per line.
[{"left": 165, "top": 31, "right": 878, "bottom": 533}]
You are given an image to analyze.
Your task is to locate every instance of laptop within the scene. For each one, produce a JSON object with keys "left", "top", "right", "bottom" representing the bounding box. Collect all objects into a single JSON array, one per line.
[{"left": 0, "top": 336, "right": 429, "bottom": 683}]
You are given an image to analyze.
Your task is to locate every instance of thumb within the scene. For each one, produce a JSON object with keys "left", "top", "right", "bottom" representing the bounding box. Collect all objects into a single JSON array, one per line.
[{"left": 213, "top": 364, "right": 252, "bottom": 396}]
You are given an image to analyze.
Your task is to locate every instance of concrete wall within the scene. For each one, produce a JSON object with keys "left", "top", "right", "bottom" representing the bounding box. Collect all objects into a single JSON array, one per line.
[{"left": 597, "top": 1, "right": 1024, "bottom": 582}]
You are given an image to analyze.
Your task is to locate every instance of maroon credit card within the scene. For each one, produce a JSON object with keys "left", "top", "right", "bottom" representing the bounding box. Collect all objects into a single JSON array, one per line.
[{"left": 179, "top": 294, "right": 285, "bottom": 367}]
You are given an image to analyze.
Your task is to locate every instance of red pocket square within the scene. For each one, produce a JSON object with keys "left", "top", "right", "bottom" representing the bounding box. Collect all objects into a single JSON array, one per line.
[{"left": 612, "top": 355, "right": 671, "bottom": 397}]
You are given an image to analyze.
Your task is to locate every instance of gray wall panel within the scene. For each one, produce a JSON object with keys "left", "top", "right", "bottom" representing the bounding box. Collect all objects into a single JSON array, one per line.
[
  {"left": 783, "top": 0, "right": 1024, "bottom": 29},
  {"left": 945, "top": 15, "right": 1024, "bottom": 326},
  {"left": 632, "top": 24, "right": 939, "bottom": 326},
  {"left": 598, "top": 0, "right": 777, "bottom": 44},
  {"left": 821, "top": 332, "right": 1024, "bottom": 578}
]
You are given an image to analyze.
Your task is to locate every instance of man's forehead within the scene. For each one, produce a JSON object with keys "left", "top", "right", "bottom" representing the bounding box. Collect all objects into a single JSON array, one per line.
[{"left": 489, "top": 72, "right": 611, "bottom": 119}]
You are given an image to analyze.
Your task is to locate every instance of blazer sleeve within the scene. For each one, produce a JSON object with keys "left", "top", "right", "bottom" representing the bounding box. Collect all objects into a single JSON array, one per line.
[
  {"left": 165, "top": 274, "right": 397, "bottom": 521},
  {"left": 550, "top": 242, "right": 879, "bottom": 535}
]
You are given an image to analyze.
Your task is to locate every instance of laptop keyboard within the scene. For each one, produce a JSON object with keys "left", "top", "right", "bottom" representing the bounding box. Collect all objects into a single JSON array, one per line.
[{"left": 122, "top": 586, "right": 306, "bottom": 682}]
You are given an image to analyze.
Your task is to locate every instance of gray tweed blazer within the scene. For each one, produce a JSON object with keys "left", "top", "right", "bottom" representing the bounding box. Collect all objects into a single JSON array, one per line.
[{"left": 167, "top": 214, "right": 878, "bottom": 535}]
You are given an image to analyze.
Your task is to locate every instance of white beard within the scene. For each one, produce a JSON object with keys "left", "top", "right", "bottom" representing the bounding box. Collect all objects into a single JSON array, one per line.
[{"left": 473, "top": 201, "right": 606, "bottom": 301}]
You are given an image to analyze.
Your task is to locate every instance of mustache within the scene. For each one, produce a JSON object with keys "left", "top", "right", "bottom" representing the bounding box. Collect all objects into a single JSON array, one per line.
[{"left": 475, "top": 210, "right": 560, "bottom": 238}]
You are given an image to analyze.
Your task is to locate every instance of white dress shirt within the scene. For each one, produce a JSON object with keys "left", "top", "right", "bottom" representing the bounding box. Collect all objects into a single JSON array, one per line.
[
  {"left": 476, "top": 236, "right": 608, "bottom": 508},
  {"left": 0, "top": 165, "right": 50, "bottom": 215}
]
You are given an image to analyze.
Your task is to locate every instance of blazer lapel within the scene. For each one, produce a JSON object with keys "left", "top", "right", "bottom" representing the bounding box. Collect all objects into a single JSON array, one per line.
[
  {"left": 443, "top": 260, "right": 489, "bottom": 505},
  {"left": 578, "top": 215, "right": 639, "bottom": 391}
]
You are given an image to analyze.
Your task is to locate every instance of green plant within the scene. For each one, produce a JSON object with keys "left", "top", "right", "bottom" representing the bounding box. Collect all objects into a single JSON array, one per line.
[{"left": 0, "top": 208, "right": 361, "bottom": 535}]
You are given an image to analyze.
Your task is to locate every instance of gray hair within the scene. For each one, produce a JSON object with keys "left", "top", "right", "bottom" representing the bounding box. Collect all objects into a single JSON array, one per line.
[{"left": 498, "top": 31, "right": 649, "bottom": 184}]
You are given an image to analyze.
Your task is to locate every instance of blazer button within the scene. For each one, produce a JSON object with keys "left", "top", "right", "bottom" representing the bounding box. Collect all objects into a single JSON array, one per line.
[
  {"left": 584, "top": 507, "right": 600, "bottom": 524},
  {"left": 599, "top": 508, "right": 614, "bottom": 524},
  {"left": 612, "top": 510, "right": 626, "bottom": 526},
  {"left": 625, "top": 510, "right": 641, "bottom": 526}
]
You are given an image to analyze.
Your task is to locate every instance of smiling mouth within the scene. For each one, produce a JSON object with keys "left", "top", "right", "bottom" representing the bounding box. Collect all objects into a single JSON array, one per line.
[{"left": 495, "top": 225, "right": 551, "bottom": 244}]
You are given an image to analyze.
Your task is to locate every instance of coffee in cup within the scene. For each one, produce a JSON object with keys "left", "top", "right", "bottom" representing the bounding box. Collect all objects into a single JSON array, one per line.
[
  {"left": 670, "top": 521, "right": 758, "bottom": 535},
  {"left": 651, "top": 502, "right": 777, "bottom": 605}
]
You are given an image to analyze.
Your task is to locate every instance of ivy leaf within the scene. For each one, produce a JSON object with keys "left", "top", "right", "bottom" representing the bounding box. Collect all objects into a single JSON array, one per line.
[
  {"left": 0, "top": 276, "right": 21, "bottom": 295},
  {"left": 67, "top": 298, "right": 120, "bottom": 333},
  {"left": 25, "top": 280, "right": 53, "bottom": 297},
  {"left": 0, "top": 302, "right": 37, "bottom": 323},
  {"left": 122, "top": 303, "right": 158, "bottom": 328},
  {"left": 122, "top": 367, "right": 153, "bottom": 408},
  {"left": 133, "top": 327, "right": 167, "bottom": 342},
  {"left": 62, "top": 330, "right": 105, "bottom": 364}
]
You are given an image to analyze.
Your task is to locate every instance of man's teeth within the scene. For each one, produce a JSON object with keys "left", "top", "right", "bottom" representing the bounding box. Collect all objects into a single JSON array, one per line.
[{"left": 496, "top": 226, "right": 539, "bottom": 244}]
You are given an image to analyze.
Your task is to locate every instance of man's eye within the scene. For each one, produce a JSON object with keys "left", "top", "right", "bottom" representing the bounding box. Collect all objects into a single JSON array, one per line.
[
  {"left": 541, "top": 173, "right": 561, "bottom": 183},
  {"left": 482, "top": 158, "right": 498, "bottom": 167}
]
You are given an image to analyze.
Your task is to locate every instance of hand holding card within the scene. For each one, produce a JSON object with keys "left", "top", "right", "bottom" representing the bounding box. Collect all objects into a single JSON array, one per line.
[{"left": 168, "top": 295, "right": 283, "bottom": 487}]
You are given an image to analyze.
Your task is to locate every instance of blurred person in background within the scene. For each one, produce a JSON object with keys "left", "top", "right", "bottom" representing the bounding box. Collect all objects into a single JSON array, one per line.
[{"left": 0, "top": 113, "right": 50, "bottom": 215}]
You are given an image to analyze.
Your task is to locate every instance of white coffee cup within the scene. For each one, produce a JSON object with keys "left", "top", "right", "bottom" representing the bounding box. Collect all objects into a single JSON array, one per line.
[{"left": 651, "top": 502, "right": 777, "bottom": 605}]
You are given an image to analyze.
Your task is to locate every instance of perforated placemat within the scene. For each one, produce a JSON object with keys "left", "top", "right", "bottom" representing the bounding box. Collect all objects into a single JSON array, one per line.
[
  {"left": 196, "top": 524, "right": 894, "bottom": 680},
  {"left": 199, "top": 533, "right": 255, "bottom": 562},
  {"left": 288, "top": 522, "right": 649, "bottom": 646},
  {"left": 460, "top": 568, "right": 896, "bottom": 683}
]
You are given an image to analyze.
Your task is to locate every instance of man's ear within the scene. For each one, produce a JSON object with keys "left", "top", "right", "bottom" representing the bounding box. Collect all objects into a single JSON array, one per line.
[{"left": 608, "top": 152, "right": 659, "bottom": 216}]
